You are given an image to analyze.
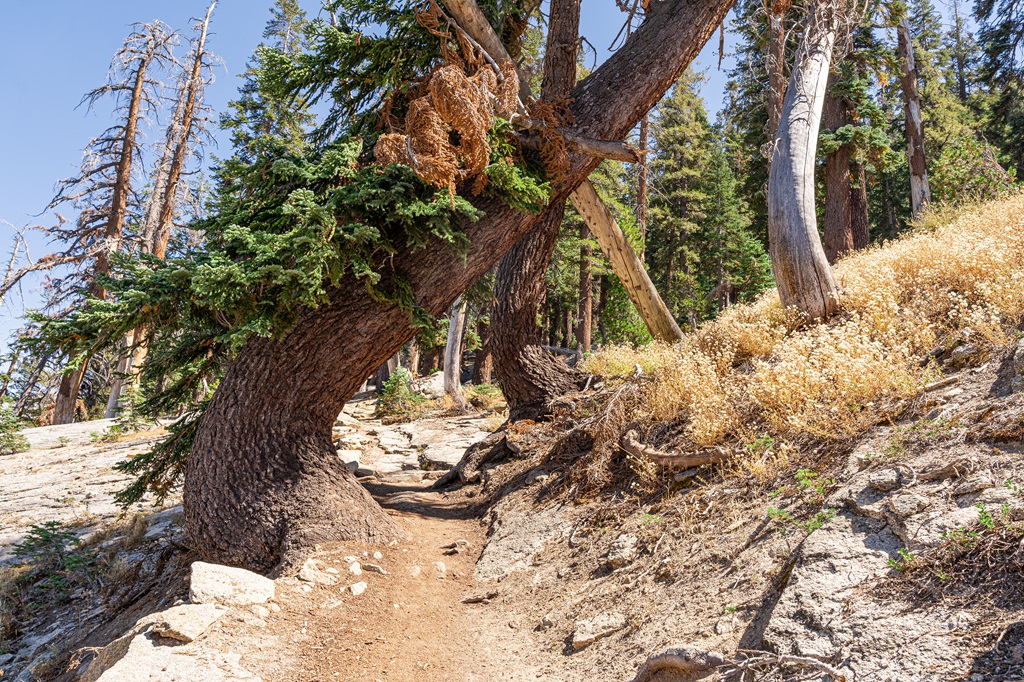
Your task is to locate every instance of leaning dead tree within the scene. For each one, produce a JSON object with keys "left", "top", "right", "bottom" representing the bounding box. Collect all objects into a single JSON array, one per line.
[
  {"left": 443, "top": 296, "right": 468, "bottom": 411},
  {"left": 46, "top": 21, "right": 178, "bottom": 424},
  {"left": 897, "top": 14, "right": 931, "bottom": 218},
  {"left": 767, "top": 0, "right": 860, "bottom": 320},
  {"left": 182, "top": 0, "right": 734, "bottom": 571}
]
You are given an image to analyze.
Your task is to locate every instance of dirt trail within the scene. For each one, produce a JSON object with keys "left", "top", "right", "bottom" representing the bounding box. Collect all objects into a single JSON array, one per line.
[{"left": 264, "top": 485, "right": 546, "bottom": 682}]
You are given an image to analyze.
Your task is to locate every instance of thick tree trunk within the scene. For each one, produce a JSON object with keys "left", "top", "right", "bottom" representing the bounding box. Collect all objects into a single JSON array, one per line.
[
  {"left": 471, "top": 318, "right": 493, "bottom": 384},
  {"left": 576, "top": 224, "right": 593, "bottom": 352},
  {"left": 822, "top": 80, "right": 853, "bottom": 264},
  {"left": 766, "top": 0, "right": 842, "bottom": 320},
  {"left": 185, "top": 0, "right": 735, "bottom": 571},
  {"left": 850, "top": 160, "right": 870, "bottom": 249},
  {"left": 443, "top": 296, "right": 468, "bottom": 410},
  {"left": 637, "top": 112, "right": 649, "bottom": 250},
  {"left": 491, "top": 0, "right": 583, "bottom": 419},
  {"left": 492, "top": 203, "right": 582, "bottom": 420},
  {"left": 53, "top": 363, "right": 87, "bottom": 425},
  {"left": 421, "top": 347, "right": 441, "bottom": 375},
  {"left": 897, "top": 16, "right": 931, "bottom": 218}
]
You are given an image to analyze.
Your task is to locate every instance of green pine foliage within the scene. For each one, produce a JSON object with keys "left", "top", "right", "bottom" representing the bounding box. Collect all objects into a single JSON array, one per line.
[{"left": 0, "top": 401, "right": 29, "bottom": 457}]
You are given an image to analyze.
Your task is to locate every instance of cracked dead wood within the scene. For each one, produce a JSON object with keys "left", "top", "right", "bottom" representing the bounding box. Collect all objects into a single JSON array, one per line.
[
  {"left": 629, "top": 647, "right": 727, "bottom": 682},
  {"left": 620, "top": 429, "right": 729, "bottom": 468}
]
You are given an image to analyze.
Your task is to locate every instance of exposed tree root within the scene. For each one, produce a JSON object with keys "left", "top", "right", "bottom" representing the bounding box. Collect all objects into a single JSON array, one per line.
[
  {"left": 629, "top": 647, "right": 726, "bottom": 682},
  {"left": 620, "top": 429, "right": 729, "bottom": 469},
  {"left": 433, "top": 430, "right": 512, "bottom": 488}
]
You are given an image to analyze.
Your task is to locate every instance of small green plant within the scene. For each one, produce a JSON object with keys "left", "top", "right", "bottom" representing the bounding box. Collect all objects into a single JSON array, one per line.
[
  {"left": 977, "top": 504, "right": 996, "bottom": 529},
  {"left": 724, "top": 604, "right": 738, "bottom": 613},
  {"left": 887, "top": 547, "right": 917, "bottom": 571},
  {"left": 0, "top": 403, "right": 29, "bottom": 456},
  {"left": 795, "top": 468, "right": 834, "bottom": 503},
  {"left": 91, "top": 424, "right": 125, "bottom": 443},
  {"left": 11, "top": 521, "right": 96, "bottom": 595},
  {"left": 54, "top": 436, "right": 71, "bottom": 448},
  {"left": 1006, "top": 478, "right": 1023, "bottom": 497},
  {"left": 375, "top": 367, "right": 428, "bottom": 422},
  {"left": 767, "top": 506, "right": 836, "bottom": 535},
  {"left": 745, "top": 434, "right": 776, "bottom": 456},
  {"left": 638, "top": 512, "right": 664, "bottom": 525}
]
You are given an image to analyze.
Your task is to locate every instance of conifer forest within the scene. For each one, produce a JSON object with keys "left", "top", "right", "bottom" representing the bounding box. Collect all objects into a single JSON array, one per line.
[{"left": 2, "top": 1, "right": 1024, "bottom": 680}]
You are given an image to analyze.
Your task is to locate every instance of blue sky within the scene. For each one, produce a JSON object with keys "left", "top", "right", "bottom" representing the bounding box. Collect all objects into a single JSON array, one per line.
[{"left": 0, "top": 0, "right": 736, "bottom": 349}]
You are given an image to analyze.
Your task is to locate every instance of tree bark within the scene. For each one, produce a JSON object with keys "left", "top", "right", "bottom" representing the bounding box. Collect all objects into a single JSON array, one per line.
[
  {"left": 491, "top": 0, "right": 583, "bottom": 419},
  {"left": 403, "top": 340, "right": 420, "bottom": 377},
  {"left": 471, "top": 318, "right": 493, "bottom": 384},
  {"left": 53, "top": 363, "right": 87, "bottom": 425},
  {"left": 576, "top": 224, "right": 593, "bottom": 352},
  {"left": 822, "top": 79, "right": 853, "bottom": 264},
  {"left": 637, "top": 112, "right": 649, "bottom": 250},
  {"left": 443, "top": 296, "right": 468, "bottom": 410},
  {"left": 850, "top": 159, "right": 870, "bottom": 249},
  {"left": 185, "top": 0, "right": 735, "bottom": 571},
  {"left": 897, "top": 16, "right": 931, "bottom": 218},
  {"left": 766, "top": 0, "right": 842, "bottom": 320}
]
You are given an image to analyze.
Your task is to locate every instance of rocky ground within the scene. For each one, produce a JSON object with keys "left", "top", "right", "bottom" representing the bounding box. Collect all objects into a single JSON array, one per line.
[{"left": 2, "top": 346, "right": 1024, "bottom": 681}]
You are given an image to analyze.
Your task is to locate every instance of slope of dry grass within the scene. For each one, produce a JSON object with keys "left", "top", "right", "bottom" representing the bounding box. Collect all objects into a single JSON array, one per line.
[{"left": 583, "top": 193, "right": 1024, "bottom": 463}]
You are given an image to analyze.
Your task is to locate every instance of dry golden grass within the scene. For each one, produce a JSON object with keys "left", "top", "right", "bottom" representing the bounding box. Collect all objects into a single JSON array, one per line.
[{"left": 583, "top": 192, "right": 1024, "bottom": 455}]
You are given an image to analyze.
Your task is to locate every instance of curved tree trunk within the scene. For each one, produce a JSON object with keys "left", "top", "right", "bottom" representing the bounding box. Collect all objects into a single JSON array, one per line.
[
  {"left": 184, "top": 0, "right": 734, "bottom": 572},
  {"left": 822, "top": 80, "right": 853, "bottom": 264},
  {"left": 766, "top": 0, "right": 842, "bottom": 320},
  {"left": 492, "top": 203, "right": 582, "bottom": 420},
  {"left": 491, "top": 0, "right": 583, "bottom": 420}
]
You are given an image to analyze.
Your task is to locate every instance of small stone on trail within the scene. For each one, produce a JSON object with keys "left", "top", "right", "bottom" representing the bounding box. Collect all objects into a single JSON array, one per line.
[
  {"left": 372, "top": 551, "right": 383, "bottom": 560},
  {"left": 151, "top": 603, "right": 227, "bottom": 643},
  {"left": 572, "top": 612, "right": 628, "bottom": 650},
  {"left": 433, "top": 561, "right": 447, "bottom": 577},
  {"left": 298, "top": 558, "right": 339, "bottom": 586},
  {"left": 349, "top": 562, "right": 363, "bottom": 576},
  {"left": 343, "top": 555, "right": 359, "bottom": 564},
  {"left": 268, "top": 603, "right": 282, "bottom": 613},
  {"left": 606, "top": 534, "right": 639, "bottom": 569},
  {"left": 363, "top": 563, "right": 388, "bottom": 575},
  {"left": 540, "top": 614, "right": 555, "bottom": 629},
  {"left": 462, "top": 591, "right": 499, "bottom": 604},
  {"left": 251, "top": 605, "right": 271, "bottom": 619},
  {"left": 349, "top": 581, "right": 368, "bottom": 596},
  {"left": 189, "top": 561, "right": 275, "bottom": 606},
  {"left": 408, "top": 566, "right": 422, "bottom": 577}
]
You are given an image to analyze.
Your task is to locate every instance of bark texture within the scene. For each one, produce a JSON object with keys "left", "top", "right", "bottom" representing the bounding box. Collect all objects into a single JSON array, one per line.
[
  {"left": 850, "top": 160, "right": 870, "bottom": 249},
  {"left": 471, "top": 318, "right": 493, "bottom": 384},
  {"left": 822, "top": 81, "right": 853, "bottom": 264},
  {"left": 184, "top": 0, "right": 735, "bottom": 571},
  {"left": 766, "top": 0, "right": 842, "bottom": 320}
]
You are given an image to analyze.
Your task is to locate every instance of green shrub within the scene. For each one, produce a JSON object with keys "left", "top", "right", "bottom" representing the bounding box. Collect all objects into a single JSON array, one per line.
[
  {"left": 375, "top": 367, "right": 428, "bottom": 421},
  {"left": 0, "top": 403, "right": 29, "bottom": 456}
]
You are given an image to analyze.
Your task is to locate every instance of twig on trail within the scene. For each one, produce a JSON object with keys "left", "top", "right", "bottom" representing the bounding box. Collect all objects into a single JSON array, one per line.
[
  {"left": 724, "top": 649, "right": 847, "bottom": 681},
  {"left": 923, "top": 375, "right": 960, "bottom": 392}
]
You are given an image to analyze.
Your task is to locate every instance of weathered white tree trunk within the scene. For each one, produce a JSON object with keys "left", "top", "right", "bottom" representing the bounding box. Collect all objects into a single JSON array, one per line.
[
  {"left": 441, "top": 0, "right": 682, "bottom": 344},
  {"left": 444, "top": 296, "right": 468, "bottom": 410},
  {"left": 767, "top": 0, "right": 843, "bottom": 321},
  {"left": 897, "top": 16, "right": 931, "bottom": 218}
]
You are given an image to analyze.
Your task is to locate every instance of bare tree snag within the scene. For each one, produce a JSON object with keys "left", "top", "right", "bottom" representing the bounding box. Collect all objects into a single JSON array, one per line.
[
  {"left": 822, "top": 78, "right": 853, "bottom": 264},
  {"left": 185, "top": 0, "right": 735, "bottom": 571},
  {"left": 443, "top": 296, "right": 468, "bottom": 410},
  {"left": 766, "top": 0, "right": 843, "bottom": 320},
  {"left": 897, "top": 16, "right": 931, "bottom": 218},
  {"left": 571, "top": 181, "right": 684, "bottom": 341}
]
